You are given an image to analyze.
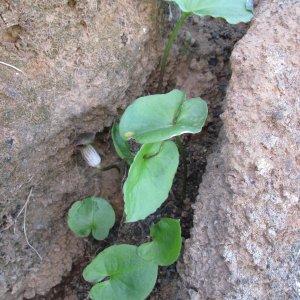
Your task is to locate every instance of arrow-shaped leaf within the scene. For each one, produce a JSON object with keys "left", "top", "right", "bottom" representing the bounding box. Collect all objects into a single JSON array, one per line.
[
  {"left": 83, "top": 244, "right": 158, "bottom": 300},
  {"left": 119, "top": 89, "right": 207, "bottom": 144},
  {"left": 124, "top": 141, "right": 179, "bottom": 222},
  {"left": 168, "top": 0, "right": 253, "bottom": 24}
]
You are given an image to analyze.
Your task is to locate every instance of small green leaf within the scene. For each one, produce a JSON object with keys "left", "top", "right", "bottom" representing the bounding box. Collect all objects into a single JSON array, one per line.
[
  {"left": 83, "top": 244, "right": 158, "bottom": 300},
  {"left": 119, "top": 89, "right": 207, "bottom": 144},
  {"left": 124, "top": 141, "right": 179, "bottom": 222},
  {"left": 138, "top": 218, "right": 182, "bottom": 266},
  {"left": 67, "top": 197, "right": 115, "bottom": 240},
  {"left": 111, "top": 123, "right": 134, "bottom": 164},
  {"left": 168, "top": 0, "right": 253, "bottom": 24}
]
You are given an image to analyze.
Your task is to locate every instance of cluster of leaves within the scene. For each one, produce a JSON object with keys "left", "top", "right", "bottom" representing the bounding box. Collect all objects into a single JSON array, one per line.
[
  {"left": 84, "top": 218, "right": 181, "bottom": 300},
  {"left": 114, "top": 89, "right": 208, "bottom": 222},
  {"left": 68, "top": 89, "right": 206, "bottom": 299},
  {"left": 67, "top": 1, "right": 254, "bottom": 299},
  {"left": 68, "top": 199, "right": 181, "bottom": 300}
]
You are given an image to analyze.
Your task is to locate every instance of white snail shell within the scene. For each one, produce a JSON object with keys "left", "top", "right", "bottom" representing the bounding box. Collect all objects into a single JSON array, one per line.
[{"left": 80, "top": 144, "right": 101, "bottom": 168}]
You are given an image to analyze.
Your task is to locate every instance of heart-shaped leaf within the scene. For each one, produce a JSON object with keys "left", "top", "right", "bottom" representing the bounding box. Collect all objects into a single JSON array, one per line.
[
  {"left": 138, "top": 218, "right": 182, "bottom": 266},
  {"left": 111, "top": 123, "right": 134, "bottom": 165},
  {"left": 119, "top": 89, "right": 207, "bottom": 144},
  {"left": 168, "top": 0, "right": 253, "bottom": 24},
  {"left": 67, "top": 197, "right": 115, "bottom": 240},
  {"left": 124, "top": 141, "right": 179, "bottom": 222},
  {"left": 83, "top": 244, "right": 158, "bottom": 300}
]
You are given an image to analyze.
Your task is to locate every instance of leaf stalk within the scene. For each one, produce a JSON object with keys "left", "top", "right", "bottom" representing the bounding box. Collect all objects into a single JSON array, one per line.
[
  {"left": 175, "top": 136, "right": 187, "bottom": 202},
  {"left": 159, "top": 11, "right": 192, "bottom": 89}
]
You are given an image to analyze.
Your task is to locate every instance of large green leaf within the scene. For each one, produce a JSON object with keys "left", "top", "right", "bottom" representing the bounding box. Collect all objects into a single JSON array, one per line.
[
  {"left": 138, "top": 218, "right": 182, "bottom": 266},
  {"left": 83, "top": 244, "right": 158, "bottom": 300},
  {"left": 168, "top": 0, "right": 253, "bottom": 24},
  {"left": 67, "top": 197, "right": 115, "bottom": 240},
  {"left": 111, "top": 123, "right": 134, "bottom": 165},
  {"left": 119, "top": 89, "right": 207, "bottom": 144},
  {"left": 124, "top": 141, "right": 179, "bottom": 222}
]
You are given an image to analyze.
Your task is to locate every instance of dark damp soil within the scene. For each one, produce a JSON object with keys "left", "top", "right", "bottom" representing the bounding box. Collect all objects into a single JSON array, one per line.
[{"left": 33, "top": 8, "right": 248, "bottom": 300}]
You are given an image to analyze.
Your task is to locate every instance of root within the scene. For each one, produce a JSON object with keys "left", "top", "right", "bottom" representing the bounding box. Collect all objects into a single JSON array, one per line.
[
  {"left": 14, "top": 187, "right": 43, "bottom": 261},
  {"left": 0, "top": 61, "right": 25, "bottom": 75}
]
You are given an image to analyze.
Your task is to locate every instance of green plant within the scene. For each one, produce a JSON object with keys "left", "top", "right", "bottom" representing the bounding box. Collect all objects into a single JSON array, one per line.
[
  {"left": 117, "top": 89, "right": 207, "bottom": 222},
  {"left": 66, "top": 2, "right": 254, "bottom": 299},
  {"left": 83, "top": 218, "right": 182, "bottom": 300},
  {"left": 160, "top": 0, "right": 254, "bottom": 78},
  {"left": 68, "top": 196, "right": 115, "bottom": 240}
]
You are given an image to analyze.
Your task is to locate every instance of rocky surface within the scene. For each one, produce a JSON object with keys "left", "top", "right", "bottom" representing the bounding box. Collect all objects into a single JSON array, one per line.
[
  {"left": 180, "top": 0, "right": 300, "bottom": 299},
  {"left": 26, "top": 10, "right": 249, "bottom": 300},
  {"left": 0, "top": 1, "right": 160, "bottom": 298}
]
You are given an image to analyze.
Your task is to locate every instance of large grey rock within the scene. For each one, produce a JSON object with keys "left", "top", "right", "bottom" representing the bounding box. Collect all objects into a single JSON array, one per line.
[
  {"left": 180, "top": 0, "right": 300, "bottom": 299},
  {"left": 0, "top": 1, "right": 160, "bottom": 298}
]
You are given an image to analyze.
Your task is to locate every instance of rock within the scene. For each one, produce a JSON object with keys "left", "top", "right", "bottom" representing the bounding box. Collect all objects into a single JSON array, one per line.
[
  {"left": 0, "top": 0, "right": 160, "bottom": 298},
  {"left": 180, "top": 0, "right": 300, "bottom": 299}
]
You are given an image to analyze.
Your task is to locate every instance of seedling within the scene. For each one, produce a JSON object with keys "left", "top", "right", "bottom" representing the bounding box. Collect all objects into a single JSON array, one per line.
[
  {"left": 65, "top": 2, "right": 254, "bottom": 299},
  {"left": 83, "top": 218, "right": 182, "bottom": 300},
  {"left": 117, "top": 89, "right": 207, "bottom": 222},
  {"left": 160, "top": 0, "right": 254, "bottom": 80},
  {"left": 68, "top": 197, "right": 115, "bottom": 240}
]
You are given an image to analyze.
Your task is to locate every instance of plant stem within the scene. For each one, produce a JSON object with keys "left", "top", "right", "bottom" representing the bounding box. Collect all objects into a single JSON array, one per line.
[
  {"left": 175, "top": 136, "right": 187, "bottom": 202},
  {"left": 159, "top": 11, "right": 191, "bottom": 90},
  {"left": 100, "top": 161, "right": 123, "bottom": 172}
]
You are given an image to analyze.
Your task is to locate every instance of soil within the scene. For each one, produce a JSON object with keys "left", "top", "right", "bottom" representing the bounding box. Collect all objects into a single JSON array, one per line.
[{"left": 33, "top": 11, "right": 248, "bottom": 300}]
